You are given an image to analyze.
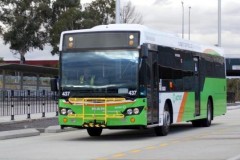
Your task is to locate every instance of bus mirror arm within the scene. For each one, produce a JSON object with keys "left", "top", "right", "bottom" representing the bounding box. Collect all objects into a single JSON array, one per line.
[
  {"left": 140, "top": 44, "right": 148, "bottom": 58},
  {"left": 50, "top": 77, "right": 59, "bottom": 92}
]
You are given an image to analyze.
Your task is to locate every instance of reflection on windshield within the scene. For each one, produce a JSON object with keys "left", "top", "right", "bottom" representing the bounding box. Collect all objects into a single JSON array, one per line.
[{"left": 61, "top": 50, "right": 139, "bottom": 90}]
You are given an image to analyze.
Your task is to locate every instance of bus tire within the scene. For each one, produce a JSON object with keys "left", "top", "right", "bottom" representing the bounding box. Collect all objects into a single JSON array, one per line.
[
  {"left": 87, "top": 128, "right": 103, "bottom": 136},
  {"left": 154, "top": 103, "right": 171, "bottom": 136},
  {"left": 201, "top": 99, "right": 212, "bottom": 127},
  {"left": 192, "top": 99, "right": 212, "bottom": 127}
]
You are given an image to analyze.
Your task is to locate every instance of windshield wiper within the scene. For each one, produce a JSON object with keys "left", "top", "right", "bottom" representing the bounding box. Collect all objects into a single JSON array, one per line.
[{"left": 63, "top": 84, "right": 125, "bottom": 89}]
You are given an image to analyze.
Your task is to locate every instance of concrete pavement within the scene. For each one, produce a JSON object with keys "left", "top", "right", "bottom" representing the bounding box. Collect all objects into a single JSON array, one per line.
[
  {"left": 0, "top": 112, "right": 78, "bottom": 140},
  {"left": 0, "top": 112, "right": 57, "bottom": 140},
  {"left": 0, "top": 112, "right": 57, "bottom": 124}
]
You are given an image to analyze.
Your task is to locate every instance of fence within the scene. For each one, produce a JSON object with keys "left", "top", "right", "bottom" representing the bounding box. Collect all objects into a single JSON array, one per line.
[
  {"left": 227, "top": 92, "right": 235, "bottom": 103},
  {"left": 0, "top": 90, "right": 58, "bottom": 120}
]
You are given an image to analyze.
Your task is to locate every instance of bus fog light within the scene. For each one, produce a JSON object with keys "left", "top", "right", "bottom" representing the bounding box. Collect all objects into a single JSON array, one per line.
[
  {"left": 127, "top": 109, "right": 133, "bottom": 115},
  {"left": 61, "top": 109, "right": 67, "bottom": 115},
  {"left": 133, "top": 108, "right": 140, "bottom": 114}
]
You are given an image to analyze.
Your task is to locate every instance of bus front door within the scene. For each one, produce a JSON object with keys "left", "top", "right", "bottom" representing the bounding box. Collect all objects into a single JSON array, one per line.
[
  {"left": 194, "top": 56, "right": 200, "bottom": 116},
  {"left": 147, "top": 51, "right": 159, "bottom": 124}
]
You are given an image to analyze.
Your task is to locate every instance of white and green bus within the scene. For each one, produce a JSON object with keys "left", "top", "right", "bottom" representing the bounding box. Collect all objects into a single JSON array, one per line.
[{"left": 53, "top": 24, "right": 226, "bottom": 136}]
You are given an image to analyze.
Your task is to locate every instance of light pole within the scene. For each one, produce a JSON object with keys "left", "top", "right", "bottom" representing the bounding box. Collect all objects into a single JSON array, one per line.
[
  {"left": 181, "top": 1, "right": 184, "bottom": 39},
  {"left": 218, "top": 0, "right": 221, "bottom": 47},
  {"left": 116, "top": 0, "right": 120, "bottom": 24},
  {"left": 188, "top": 6, "right": 191, "bottom": 40}
]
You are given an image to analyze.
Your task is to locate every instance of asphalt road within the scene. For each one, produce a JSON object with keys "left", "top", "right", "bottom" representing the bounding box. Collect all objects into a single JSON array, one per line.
[{"left": 0, "top": 108, "right": 239, "bottom": 160}]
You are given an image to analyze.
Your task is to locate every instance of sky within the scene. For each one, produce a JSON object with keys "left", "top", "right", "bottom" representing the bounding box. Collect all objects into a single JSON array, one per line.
[{"left": 1, "top": 0, "right": 239, "bottom": 60}]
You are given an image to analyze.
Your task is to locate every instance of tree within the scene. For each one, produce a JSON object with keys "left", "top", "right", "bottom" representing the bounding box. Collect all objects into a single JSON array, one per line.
[
  {"left": 227, "top": 78, "right": 240, "bottom": 102},
  {"left": 82, "top": 0, "right": 115, "bottom": 28},
  {"left": 0, "top": 0, "right": 143, "bottom": 58},
  {"left": 0, "top": 26, "right": 2, "bottom": 35},
  {"left": 49, "top": 0, "right": 83, "bottom": 55},
  {"left": 0, "top": 0, "right": 52, "bottom": 64},
  {"left": 120, "top": 1, "right": 143, "bottom": 24},
  {"left": 49, "top": 0, "right": 116, "bottom": 54}
]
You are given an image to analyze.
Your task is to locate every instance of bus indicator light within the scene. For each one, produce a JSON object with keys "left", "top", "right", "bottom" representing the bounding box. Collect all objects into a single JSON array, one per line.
[
  {"left": 63, "top": 118, "right": 68, "bottom": 123},
  {"left": 130, "top": 117, "right": 135, "bottom": 123}
]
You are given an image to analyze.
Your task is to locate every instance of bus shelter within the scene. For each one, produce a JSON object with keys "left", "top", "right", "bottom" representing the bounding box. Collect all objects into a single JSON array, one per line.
[{"left": 0, "top": 63, "right": 58, "bottom": 91}]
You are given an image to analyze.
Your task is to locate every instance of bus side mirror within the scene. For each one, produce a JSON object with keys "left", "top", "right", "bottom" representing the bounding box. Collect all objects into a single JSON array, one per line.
[
  {"left": 140, "top": 44, "right": 148, "bottom": 58},
  {"left": 50, "top": 78, "right": 59, "bottom": 92}
]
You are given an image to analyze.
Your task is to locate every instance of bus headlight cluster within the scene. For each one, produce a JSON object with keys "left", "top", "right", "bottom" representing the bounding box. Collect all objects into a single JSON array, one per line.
[
  {"left": 60, "top": 108, "right": 74, "bottom": 115},
  {"left": 124, "top": 107, "right": 143, "bottom": 116}
]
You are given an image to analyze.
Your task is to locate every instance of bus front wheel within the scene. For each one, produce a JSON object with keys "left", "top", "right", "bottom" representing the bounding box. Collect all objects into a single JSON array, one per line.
[
  {"left": 87, "top": 128, "right": 103, "bottom": 136},
  {"left": 154, "top": 103, "right": 171, "bottom": 136}
]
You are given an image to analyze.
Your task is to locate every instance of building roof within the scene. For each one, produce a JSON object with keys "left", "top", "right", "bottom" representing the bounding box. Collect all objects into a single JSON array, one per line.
[
  {"left": 0, "top": 63, "right": 58, "bottom": 75},
  {"left": 4, "top": 60, "right": 58, "bottom": 67}
]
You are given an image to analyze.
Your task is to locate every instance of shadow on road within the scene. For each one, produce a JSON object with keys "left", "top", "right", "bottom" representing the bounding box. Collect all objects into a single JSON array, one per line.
[{"left": 67, "top": 122, "right": 223, "bottom": 141}]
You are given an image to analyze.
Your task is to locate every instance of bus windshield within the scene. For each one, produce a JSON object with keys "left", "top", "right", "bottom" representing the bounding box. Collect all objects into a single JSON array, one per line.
[{"left": 61, "top": 50, "right": 139, "bottom": 93}]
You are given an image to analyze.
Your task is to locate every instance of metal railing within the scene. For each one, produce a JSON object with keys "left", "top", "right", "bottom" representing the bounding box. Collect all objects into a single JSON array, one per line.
[{"left": 0, "top": 90, "right": 58, "bottom": 120}]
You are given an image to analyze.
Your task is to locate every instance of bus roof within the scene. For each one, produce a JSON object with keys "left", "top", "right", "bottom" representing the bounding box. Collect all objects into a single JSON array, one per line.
[{"left": 60, "top": 24, "right": 224, "bottom": 56}]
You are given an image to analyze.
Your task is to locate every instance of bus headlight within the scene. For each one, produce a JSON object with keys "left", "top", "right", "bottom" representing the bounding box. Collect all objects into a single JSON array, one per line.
[
  {"left": 67, "top": 109, "right": 73, "bottom": 115},
  {"left": 61, "top": 108, "right": 67, "bottom": 115},
  {"left": 127, "top": 109, "right": 133, "bottom": 115},
  {"left": 133, "top": 108, "right": 140, "bottom": 115}
]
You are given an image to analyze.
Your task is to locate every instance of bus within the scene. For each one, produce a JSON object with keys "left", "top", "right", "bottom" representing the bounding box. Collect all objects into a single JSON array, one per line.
[{"left": 52, "top": 24, "right": 226, "bottom": 136}]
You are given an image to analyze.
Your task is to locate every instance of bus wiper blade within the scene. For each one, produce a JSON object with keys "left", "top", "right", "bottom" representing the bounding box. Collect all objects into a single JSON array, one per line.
[
  {"left": 64, "top": 84, "right": 116, "bottom": 88},
  {"left": 64, "top": 85, "right": 82, "bottom": 88}
]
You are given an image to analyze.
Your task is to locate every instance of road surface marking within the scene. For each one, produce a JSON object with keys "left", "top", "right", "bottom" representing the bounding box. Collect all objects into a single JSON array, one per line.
[
  {"left": 130, "top": 149, "right": 142, "bottom": 153},
  {"left": 145, "top": 145, "right": 157, "bottom": 150},
  {"left": 112, "top": 153, "right": 125, "bottom": 158},
  {"left": 160, "top": 143, "right": 168, "bottom": 147}
]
